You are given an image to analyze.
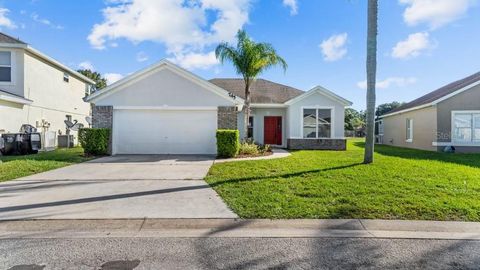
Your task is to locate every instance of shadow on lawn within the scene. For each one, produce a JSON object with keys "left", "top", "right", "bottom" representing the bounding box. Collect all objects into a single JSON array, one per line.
[
  {"left": 209, "top": 163, "right": 363, "bottom": 188},
  {"left": 353, "top": 141, "right": 480, "bottom": 169}
]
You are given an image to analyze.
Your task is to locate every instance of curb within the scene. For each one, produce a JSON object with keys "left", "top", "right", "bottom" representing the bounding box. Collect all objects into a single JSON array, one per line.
[{"left": 1, "top": 219, "right": 480, "bottom": 240}]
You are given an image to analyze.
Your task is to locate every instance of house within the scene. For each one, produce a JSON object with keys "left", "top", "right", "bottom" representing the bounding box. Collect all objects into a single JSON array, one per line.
[
  {"left": 0, "top": 32, "right": 95, "bottom": 147},
  {"left": 85, "top": 60, "right": 352, "bottom": 155},
  {"left": 378, "top": 71, "right": 480, "bottom": 153}
]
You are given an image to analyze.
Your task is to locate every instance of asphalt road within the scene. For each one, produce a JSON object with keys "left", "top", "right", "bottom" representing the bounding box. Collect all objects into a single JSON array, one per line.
[{"left": 2, "top": 237, "right": 480, "bottom": 269}]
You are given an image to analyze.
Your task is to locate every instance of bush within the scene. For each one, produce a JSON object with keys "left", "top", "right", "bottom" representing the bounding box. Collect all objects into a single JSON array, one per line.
[
  {"left": 239, "top": 141, "right": 260, "bottom": 156},
  {"left": 78, "top": 128, "right": 110, "bottom": 156},
  {"left": 259, "top": 144, "right": 272, "bottom": 154},
  {"left": 216, "top": 129, "right": 240, "bottom": 158}
]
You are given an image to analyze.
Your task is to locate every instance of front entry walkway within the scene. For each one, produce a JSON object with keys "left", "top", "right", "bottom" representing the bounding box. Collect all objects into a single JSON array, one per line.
[{"left": 0, "top": 155, "right": 237, "bottom": 220}]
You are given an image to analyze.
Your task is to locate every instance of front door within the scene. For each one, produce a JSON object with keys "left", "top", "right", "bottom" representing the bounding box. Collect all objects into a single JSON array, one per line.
[{"left": 264, "top": 116, "right": 282, "bottom": 145}]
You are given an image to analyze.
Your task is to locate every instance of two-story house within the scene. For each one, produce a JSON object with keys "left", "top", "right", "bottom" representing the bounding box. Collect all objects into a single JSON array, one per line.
[{"left": 0, "top": 32, "right": 95, "bottom": 147}]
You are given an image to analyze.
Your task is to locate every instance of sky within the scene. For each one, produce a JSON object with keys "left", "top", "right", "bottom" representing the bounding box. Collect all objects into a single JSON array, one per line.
[{"left": 0, "top": 0, "right": 479, "bottom": 110}]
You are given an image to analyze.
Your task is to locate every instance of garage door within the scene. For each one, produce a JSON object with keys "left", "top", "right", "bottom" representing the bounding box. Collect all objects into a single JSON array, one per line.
[{"left": 113, "top": 109, "right": 217, "bottom": 155}]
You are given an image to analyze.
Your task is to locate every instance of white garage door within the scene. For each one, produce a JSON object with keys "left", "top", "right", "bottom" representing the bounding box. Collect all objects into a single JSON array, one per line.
[{"left": 113, "top": 109, "right": 217, "bottom": 155}]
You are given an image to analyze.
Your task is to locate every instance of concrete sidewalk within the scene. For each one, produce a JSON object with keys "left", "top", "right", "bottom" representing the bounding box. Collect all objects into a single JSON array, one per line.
[{"left": 1, "top": 219, "right": 479, "bottom": 240}]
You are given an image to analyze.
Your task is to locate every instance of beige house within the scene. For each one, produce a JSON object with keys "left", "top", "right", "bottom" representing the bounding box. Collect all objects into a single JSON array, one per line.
[
  {"left": 85, "top": 60, "right": 351, "bottom": 155},
  {"left": 378, "top": 72, "right": 480, "bottom": 153},
  {"left": 0, "top": 33, "right": 95, "bottom": 147}
]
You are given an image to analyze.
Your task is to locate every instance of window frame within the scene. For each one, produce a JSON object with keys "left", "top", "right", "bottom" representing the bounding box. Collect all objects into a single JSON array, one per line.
[
  {"left": 451, "top": 110, "right": 480, "bottom": 144},
  {"left": 63, "top": 72, "right": 70, "bottom": 83},
  {"left": 247, "top": 115, "right": 254, "bottom": 139},
  {"left": 0, "top": 50, "right": 15, "bottom": 85},
  {"left": 301, "top": 106, "right": 335, "bottom": 139},
  {"left": 406, "top": 118, "right": 413, "bottom": 143}
]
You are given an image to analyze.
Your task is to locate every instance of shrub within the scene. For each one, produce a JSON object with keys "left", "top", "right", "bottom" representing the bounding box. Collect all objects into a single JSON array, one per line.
[
  {"left": 216, "top": 129, "right": 240, "bottom": 158},
  {"left": 78, "top": 128, "right": 110, "bottom": 156},
  {"left": 259, "top": 144, "right": 272, "bottom": 154},
  {"left": 239, "top": 141, "right": 260, "bottom": 156}
]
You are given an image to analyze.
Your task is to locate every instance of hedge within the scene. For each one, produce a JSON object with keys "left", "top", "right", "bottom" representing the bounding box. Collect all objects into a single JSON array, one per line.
[
  {"left": 78, "top": 128, "right": 110, "bottom": 155},
  {"left": 216, "top": 129, "right": 240, "bottom": 158}
]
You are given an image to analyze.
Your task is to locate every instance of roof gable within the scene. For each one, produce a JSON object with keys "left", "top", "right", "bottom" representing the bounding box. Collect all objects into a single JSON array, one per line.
[
  {"left": 285, "top": 86, "right": 352, "bottom": 106},
  {"left": 86, "top": 60, "right": 243, "bottom": 105},
  {"left": 383, "top": 71, "right": 480, "bottom": 117}
]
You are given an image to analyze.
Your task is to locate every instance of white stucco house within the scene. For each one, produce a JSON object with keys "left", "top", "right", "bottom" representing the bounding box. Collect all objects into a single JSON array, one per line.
[
  {"left": 0, "top": 32, "right": 95, "bottom": 146},
  {"left": 85, "top": 59, "right": 352, "bottom": 155}
]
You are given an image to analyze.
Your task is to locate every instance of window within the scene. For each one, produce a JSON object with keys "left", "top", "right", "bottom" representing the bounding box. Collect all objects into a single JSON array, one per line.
[
  {"left": 303, "top": 108, "right": 332, "bottom": 138},
  {"left": 453, "top": 112, "right": 480, "bottom": 143},
  {"left": 63, "top": 72, "right": 70, "bottom": 83},
  {"left": 0, "top": 51, "right": 12, "bottom": 82},
  {"left": 406, "top": 118, "right": 413, "bottom": 142},
  {"left": 247, "top": 116, "right": 254, "bottom": 139},
  {"left": 85, "top": 84, "right": 94, "bottom": 97}
]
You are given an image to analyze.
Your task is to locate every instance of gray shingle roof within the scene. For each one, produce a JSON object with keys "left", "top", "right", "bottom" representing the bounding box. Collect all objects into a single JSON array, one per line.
[
  {"left": 0, "top": 32, "right": 26, "bottom": 44},
  {"left": 386, "top": 71, "right": 480, "bottom": 115},
  {"left": 209, "top": 78, "right": 304, "bottom": 104}
]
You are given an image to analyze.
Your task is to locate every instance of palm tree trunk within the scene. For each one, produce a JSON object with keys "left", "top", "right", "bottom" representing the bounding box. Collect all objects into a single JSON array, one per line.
[
  {"left": 244, "top": 79, "right": 251, "bottom": 141},
  {"left": 364, "top": 0, "right": 378, "bottom": 164}
]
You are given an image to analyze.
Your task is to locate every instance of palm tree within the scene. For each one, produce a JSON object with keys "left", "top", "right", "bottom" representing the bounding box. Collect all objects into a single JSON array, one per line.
[
  {"left": 364, "top": 0, "right": 378, "bottom": 164},
  {"left": 215, "top": 30, "right": 287, "bottom": 140}
]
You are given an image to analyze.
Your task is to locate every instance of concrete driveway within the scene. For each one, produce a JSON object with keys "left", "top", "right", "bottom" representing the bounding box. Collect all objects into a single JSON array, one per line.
[{"left": 0, "top": 155, "right": 237, "bottom": 220}]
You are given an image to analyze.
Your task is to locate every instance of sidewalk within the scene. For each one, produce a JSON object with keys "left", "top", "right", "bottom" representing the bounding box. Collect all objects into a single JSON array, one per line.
[{"left": 2, "top": 219, "right": 480, "bottom": 240}]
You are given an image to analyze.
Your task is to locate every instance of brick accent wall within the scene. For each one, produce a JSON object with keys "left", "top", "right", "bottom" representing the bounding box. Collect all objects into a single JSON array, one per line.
[
  {"left": 218, "top": 106, "right": 238, "bottom": 130},
  {"left": 92, "top": 106, "right": 113, "bottom": 129},
  {"left": 288, "top": 139, "right": 347, "bottom": 151},
  {"left": 92, "top": 105, "right": 113, "bottom": 155}
]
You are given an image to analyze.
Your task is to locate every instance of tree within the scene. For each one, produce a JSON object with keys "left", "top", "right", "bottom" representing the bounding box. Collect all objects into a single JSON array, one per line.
[
  {"left": 345, "top": 108, "right": 365, "bottom": 131},
  {"left": 375, "top": 101, "right": 405, "bottom": 117},
  {"left": 215, "top": 30, "right": 287, "bottom": 139},
  {"left": 77, "top": 69, "right": 107, "bottom": 91},
  {"left": 364, "top": 0, "right": 378, "bottom": 164}
]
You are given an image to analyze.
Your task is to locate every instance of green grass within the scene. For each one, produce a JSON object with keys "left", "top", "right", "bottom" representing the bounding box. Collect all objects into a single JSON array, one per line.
[
  {"left": 0, "top": 147, "right": 93, "bottom": 182},
  {"left": 206, "top": 139, "right": 480, "bottom": 221}
]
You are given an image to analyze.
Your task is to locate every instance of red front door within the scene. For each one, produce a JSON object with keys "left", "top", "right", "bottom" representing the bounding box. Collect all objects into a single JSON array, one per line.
[{"left": 264, "top": 116, "right": 282, "bottom": 145}]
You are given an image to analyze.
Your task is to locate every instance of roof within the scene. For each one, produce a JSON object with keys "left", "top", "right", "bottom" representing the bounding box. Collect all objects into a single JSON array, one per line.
[
  {"left": 0, "top": 32, "right": 95, "bottom": 85},
  {"left": 0, "top": 32, "right": 26, "bottom": 44},
  {"left": 85, "top": 59, "right": 243, "bottom": 106},
  {"left": 285, "top": 85, "right": 353, "bottom": 106},
  {"left": 383, "top": 71, "right": 480, "bottom": 117},
  {"left": 209, "top": 78, "right": 304, "bottom": 104},
  {"left": 0, "top": 89, "right": 33, "bottom": 105}
]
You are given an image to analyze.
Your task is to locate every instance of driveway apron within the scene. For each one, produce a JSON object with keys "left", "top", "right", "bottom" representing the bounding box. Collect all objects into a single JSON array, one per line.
[{"left": 0, "top": 155, "right": 237, "bottom": 220}]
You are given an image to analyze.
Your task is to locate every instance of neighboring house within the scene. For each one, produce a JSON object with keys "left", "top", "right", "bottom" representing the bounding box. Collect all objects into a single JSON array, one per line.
[
  {"left": 85, "top": 60, "right": 352, "bottom": 155},
  {"left": 0, "top": 32, "right": 95, "bottom": 146},
  {"left": 379, "top": 72, "right": 480, "bottom": 153}
]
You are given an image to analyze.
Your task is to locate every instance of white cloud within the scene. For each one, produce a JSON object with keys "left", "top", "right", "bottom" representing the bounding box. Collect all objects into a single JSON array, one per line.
[
  {"left": 136, "top": 51, "right": 149, "bottom": 62},
  {"left": 0, "top": 8, "right": 16, "bottom": 29},
  {"left": 89, "top": 0, "right": 251, "bottom": 70},
  {"left": 31, "top": 13, "right": 64, "bottom": 30},
  {"left": 168, "top": 51, "right": 219, "bottom": 70},
  {"left": 78, "top": 61, "right": 95, "bottom": 71},
  {"left": 400, "top": 0, "right": 475, "bottom": 29},
  {"left": 319, "top": 33, "right": 348, "bottom": 62},
  {"left": 357, "top": 77, "right": 417, "bottom": 90},
  {"left": 88, "top": 0, "right": 250, "bottom": 52},
  {"left": 104, "top": 73, "right": 124, "bottom": 85},
  {"left": 392, "top": 32, "right": 431, "bottom": 59},
  {"left": 283, "top": 0, "right": 298, "bottom": 15}
]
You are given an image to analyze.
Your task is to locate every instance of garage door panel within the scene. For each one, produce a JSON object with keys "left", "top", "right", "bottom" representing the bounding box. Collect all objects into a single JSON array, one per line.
[{"left": 113, "top": 109, "right": 217, "bottom": 155}]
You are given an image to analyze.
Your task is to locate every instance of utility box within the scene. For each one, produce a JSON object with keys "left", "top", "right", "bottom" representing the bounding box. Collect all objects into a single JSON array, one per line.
[{"left": 58, "top": 135, "right": 74, "bottom": 148}]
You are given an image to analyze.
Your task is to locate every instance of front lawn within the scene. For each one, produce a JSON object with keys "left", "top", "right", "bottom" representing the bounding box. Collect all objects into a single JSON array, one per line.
[
  {"left": 206, "top": 139, "right": 480, "bottom": 221},
  {"left": 0, "top": 147, "right": 93, "bottom": 182}
]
